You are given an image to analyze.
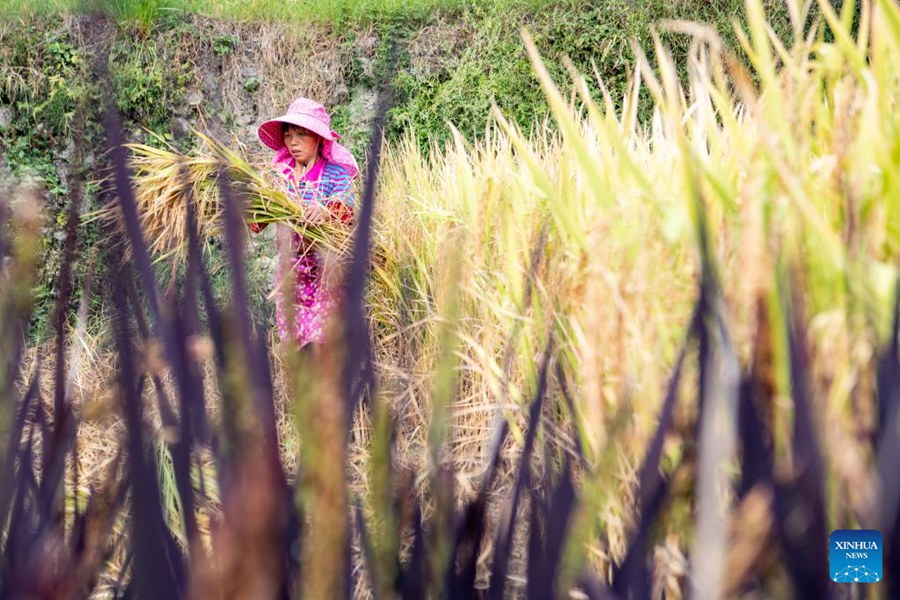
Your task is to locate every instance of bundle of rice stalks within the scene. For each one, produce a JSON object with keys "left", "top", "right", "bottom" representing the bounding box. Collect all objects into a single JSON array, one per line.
[{"left": 87, "top": 129, "right": 355, "bottom": 266}]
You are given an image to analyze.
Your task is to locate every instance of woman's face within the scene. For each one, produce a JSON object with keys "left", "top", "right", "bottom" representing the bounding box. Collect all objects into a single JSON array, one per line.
[{"left": 283, "top": 125, "right": 320, "bottom": 165}]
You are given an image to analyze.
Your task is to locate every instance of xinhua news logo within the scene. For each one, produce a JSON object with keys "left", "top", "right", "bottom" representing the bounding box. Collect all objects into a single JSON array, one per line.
[{"left": 830, "top": 529, "right": 882, "bottom": 583}]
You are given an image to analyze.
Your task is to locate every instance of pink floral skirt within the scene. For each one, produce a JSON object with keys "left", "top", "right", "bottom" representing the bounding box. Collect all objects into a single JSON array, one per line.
[{"left": 274, "top": 251, "right": 341, "bottom": 346}]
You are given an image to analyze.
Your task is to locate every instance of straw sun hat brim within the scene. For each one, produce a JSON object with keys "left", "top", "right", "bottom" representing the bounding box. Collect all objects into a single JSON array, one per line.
[{"left": 257, "top": 114, "right": 359, "bottom": 178}]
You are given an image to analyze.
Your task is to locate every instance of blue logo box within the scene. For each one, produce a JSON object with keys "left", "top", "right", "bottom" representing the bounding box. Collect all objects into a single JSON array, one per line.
[{"left": 830, "top": 529, "right": 882, "bottom": 583}]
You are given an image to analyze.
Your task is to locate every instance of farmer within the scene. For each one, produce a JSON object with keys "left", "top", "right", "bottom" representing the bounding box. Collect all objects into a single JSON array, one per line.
[{"left": 250, "top": 97, "right": 358, "bottom": 346}]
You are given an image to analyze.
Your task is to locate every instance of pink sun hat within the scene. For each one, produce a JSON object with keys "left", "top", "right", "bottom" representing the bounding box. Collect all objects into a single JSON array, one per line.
[{"left": 257, "top": 97, "right": 359, "bottom": 178}]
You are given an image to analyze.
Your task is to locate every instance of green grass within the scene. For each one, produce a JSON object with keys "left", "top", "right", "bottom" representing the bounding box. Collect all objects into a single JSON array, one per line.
[
  {"left": 388, "top": 0, "right": 794, "bottom": 147},
  {"left": 1, "top": 0, "right": 556, "bottom": 26}
]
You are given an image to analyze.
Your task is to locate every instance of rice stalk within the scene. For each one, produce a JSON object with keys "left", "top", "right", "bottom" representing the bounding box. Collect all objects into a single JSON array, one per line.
[{"left": 86, "top": 129, "right": 355, "bottom": 267}]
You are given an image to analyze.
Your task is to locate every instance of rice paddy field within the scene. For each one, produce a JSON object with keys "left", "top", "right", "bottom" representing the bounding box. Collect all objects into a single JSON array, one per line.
[{"left": 2, "top": 0, "right": 900, "bottom": 597}]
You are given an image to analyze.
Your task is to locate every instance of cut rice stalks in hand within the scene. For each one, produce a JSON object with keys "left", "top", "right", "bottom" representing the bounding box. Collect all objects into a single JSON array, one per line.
[{"left": 85, "top": 129, "right": 355, "bottom": 267}]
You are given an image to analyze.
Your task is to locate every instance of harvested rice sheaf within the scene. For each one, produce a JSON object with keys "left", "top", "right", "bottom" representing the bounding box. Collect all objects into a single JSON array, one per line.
[{"left": 88, "top": 130, "right": 354, "bottom": 266}]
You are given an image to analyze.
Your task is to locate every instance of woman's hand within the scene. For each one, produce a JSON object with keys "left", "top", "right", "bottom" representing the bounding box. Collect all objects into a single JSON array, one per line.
[{"left": 303, "top": 203, "right": 330, "bottom": 225}]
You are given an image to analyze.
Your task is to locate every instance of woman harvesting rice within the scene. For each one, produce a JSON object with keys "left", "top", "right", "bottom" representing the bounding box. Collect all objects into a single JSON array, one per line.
[{"left": 251, "top": 98, "right": 358, "bottom": 346}]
